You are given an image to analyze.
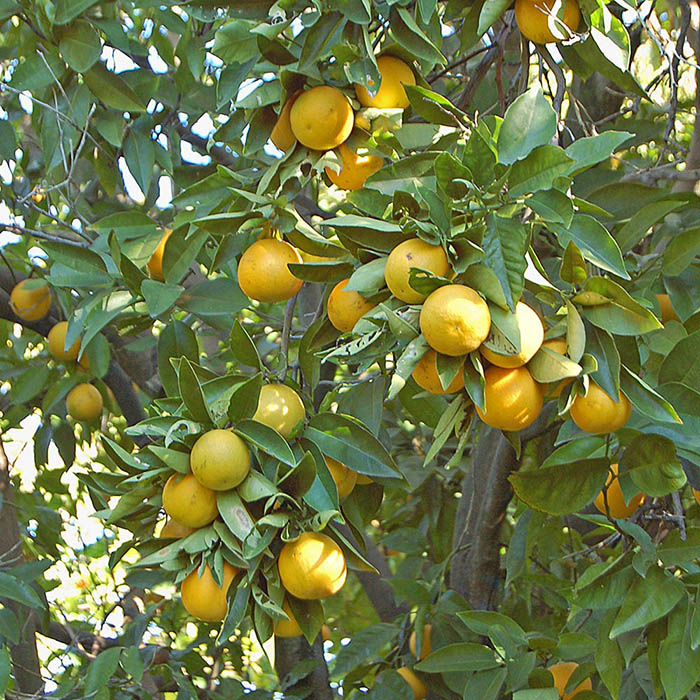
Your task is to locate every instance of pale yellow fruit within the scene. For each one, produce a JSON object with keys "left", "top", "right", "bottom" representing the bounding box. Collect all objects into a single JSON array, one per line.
[
  {"left": 324, "top": 455, "right": 357, "bottom": 500},
  {"left": 480, "top": 302, "right": 544, "bottom": 368},
  {"left": 162, "top": 473, "right": 218, "bottom": 529},
  {"left": 190, "top": 429, "right": 250, "bottom": 491},
  {"left": 515, "top": 0, "right": 581, "bottom": 43},
  {"left": 66, "top": 383, "right": 103, "bottom": 422},
  {"left": 325, "top": 143, "right": 383, "bottom": 191},
  {"left": 159, "top": 518, "right": 196, "bottom": 539},
  {"left": 570, "top": 382, "right": 632, "bottom": 434},
  {"left": 327, "top": 278, "right": 376, "bottom": 333},
  {"left": 385, "top": 238, "right": 450, "bottom": 304},
  {"left": 270, "top": 92, "right": 299, "bottom": 152},
  {"left": 354, "top": 56, "right": 416, "bottom": 109},
  {"left": 409, "top": 624, "right": 432, "bottom": 660},
  {"left": 252, "top": 384, "right": 305, "bottom": 439},
  {"left": 475, "top": 366, "right": 543, "bottom": 432},
  {"left": 289, "top": 86, "right": 354, "bottom": 151},
  {"left": 237, "top": 239, "right": 303, "bottom": 303},
  {"left": 548, "top": 661, "right": 592, "bottom": 700},
  {"left": 181, "top": 562, "right": 238, "bottom": 622},
  {"left": 9, "top": 279, "right": 51, "bottom": 321},
  {"left": 48, "top": 321, "right": 80, "bottom": 362},
  {"left": 412, "top": 350, "right": 464, "bottom": 395}
]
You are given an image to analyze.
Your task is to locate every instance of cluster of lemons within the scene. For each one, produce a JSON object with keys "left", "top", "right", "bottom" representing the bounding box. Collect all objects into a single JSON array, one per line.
[{"left": 10, "top": 279, "right": 104, "bottom": 422}]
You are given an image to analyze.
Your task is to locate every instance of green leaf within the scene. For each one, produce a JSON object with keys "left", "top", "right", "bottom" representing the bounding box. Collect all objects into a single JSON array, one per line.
[
  {"left": 368, "top": 670, "right": 414, "bottom": 700},
  {"left": 616, "top": 200, "right": 684, "bottom": 253},
  {"left": 610, "top": 565, "right": 684, "bottom": 637},
  {"left": 508, "top": 145, "right": 573, "bottom": 197},
  {"left": 0, "top": 119, "right": 16, "bottom": 161},
  {"left": 457, "top": 611, "right": 527, "bottom": 647},
  {"left": 415, "top": 643, "right": 500, "bottom": 672},
  {"left": 84, "top": 63, "right": 146, "bottom": 112},
  {"left": 663, "top": 227, "right": 700, "bottom": 276},
  {"left": 42, "top": 240, "right": 109, "bottom": 279},
  {"left": 621, "top": 366, "right": 682, "bottom": 424},
  {"left": 585, "top": 325, "right": 620, "bottom": 401},
  {"left": 85, "top": 647, "right": 122, "bottom": 697},
  {"left": 12, "top": 366, "right": 51, "bottom": 404},
  {"left": 481, "top": 213, "right": 528, "bottom": 311},
  {"left": 141, "top": 280, "right": 183, "bottom": 317},
  {"left": 54, "top": 0, "right": 99, "bottom": 24},
  {"left": 123, "top": 130, "right": 155, "bottom": 196},
  {"left": 658, "top": 528, "right": 700, "bottom": 567},
  {"left": 478, "top": 0, "right": 512, "bottom": 36},
  {"left": 550, "top": 216, "right": 629, "bottom": 280},
  {"left": 509, "top": 458, "right": 609, "bottom": 515},
  {"left": 158, "top": 320, "right": 199, "bottom": 396},
  {"left": 513, "top": 690, "right": 558, "bottom": 700},
  {"left": 527, "top": 345, "right": 581, "bottom": 383},
  {"left": 0, "top": 572, "right": 44, "bottom": 608},
  {"left": 659, "top": 596, "right": 700, "bottom": 700},
  {"left": 505, "top": 510, "right": 532, "bottom": 587},
  {"left": 560, "top": 241, "right": 587, "bottom": 285},
  {"left": 216, "top": 490, "right": 256, "bottom": 542},
  {"left": 298, "top": 12, "right": 346, "bottom": 73},
  {"left": 405, "top": 85, "right": 466, "bottom": 127},
  {"left": 497, "top": 85, "right": 556, "bottom": 165},
  {"left": 235, "top": 419, "right": 296, "bottom": 466},
  {"left": 0, "top": 648, "right": 9, "bottom": 697},
  {"left": 464, "top": 667, "right": 508, "bottom": 700},
  {"left": 178, "top": 358, "right": 212, "bottom": 423},
  {"left": 332, "top": 623, "right": 398, "bottom": 676},
  {"left": 230, "top": 319, "right": 262, "bottom": 370},
  {"left": 10, "top": 51, "right": 66, "bottom": 91},
  {"left": 59, "top": 20, "right": 101, "bottom": 72},
  {"left": 595, "top": 610, "right": 623, "bottom": 700},
  {"left": 620, "top": 433, "right": 685, "bottom": 497},
  {"left": 564, "top": 131, "right": 632, "bottom": 176},
  {"left": 390, "top": 7, "right": 445, "bottom": 65}
]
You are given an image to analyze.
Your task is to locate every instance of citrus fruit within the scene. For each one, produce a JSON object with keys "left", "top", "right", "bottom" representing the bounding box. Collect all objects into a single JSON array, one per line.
[
  {"left": 159, "top": 518, "right": 196, "bottom": 539},
  {"left": 570, "top": 382, "right": 632, "bottom": 434},
  {"left": 252, "top": 383, "right": 305, "bottom": 439},
  {"left": 385, "top": 238, "right": 450, "bottom": 304},
  {"left": 355, "top": 56, "right": 417, "bottom": 109},
  {"left": 48, "top": 321, "right": 81, "bottom": 362},
  {"left": 162, "top": 473, "right": 218, "bottom": 529},
  {"left": 278, "top": 531, "right": 347, "bottom": 599},
  {"left": 9, "top": 279, "right": 51, "bottom": 321},
  {"left": 289, "top": 85, "right": 354, "bottom": 151},
  {"left": 476, "top": 366, "right": 543, "bottom": 432},
  {"left": 190, "top": 429, "right": 250, "bottom": 491},
  {"left": 396, "top": 667, "right": 428, "bottom": 700},
  {"left": 594, "top": 464, "right": 645, "bottom": 519},
  {"left": 180, "top": 561, "right": 238, "bottom": 622},
  {"left": 694, "top": 489, "right": 700, "bottom": 507},
  {"left": 270, "top": 93, "right": 299, "bottom": 153},
  {"left": 409, "top": 624, "right": 432, "bottom": 660},
  {"left": 324, "top": 455, "right": 357, "bottom": 500},
  {"left": 480, "top": 302, "right": 544, "bottom": 368},
  {"left": 325, "top": 143, "right": 383, "bottom": 191},
  {"left": 66, "top": 383, "right": 103, "bottom": 421},
  {"left": 515, "top": 0, "right": 581, "bottom": 43},
  {"left": 147, "top": 229, "right": 173, "bottom": 281},
  {"left": 656, "top": 293, "right": 680, "bottom": 324},
  {"left": 412, "top": 350, "right": 464, "bottom": 394},
  {"left": 274, "top": 599, "right": 303, "bottom": 638},
  {"left": 237, "top": 239, "right": 303, "bottom": 303},
  {"left": 548, "top": 661, "right": 592, "bottom": 699},
  {"left": 327, "top": 278, "right": 376, "bottom": 333},
  {"left": 419, "top": 284, "right": 491, "bottom": 356}
]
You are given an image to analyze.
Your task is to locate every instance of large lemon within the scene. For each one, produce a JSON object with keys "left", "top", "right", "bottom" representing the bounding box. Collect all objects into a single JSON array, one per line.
[
  {"left": 289, "top": 86, "right": 354, "bottom": 151},
  {"left": 570, "top": 382, "right": 632, "bottom": 434},
  {"left": 409, "top": 624, "right": 432, "bottom": 660},
  {"left": 412, "top": 350, "right": 464, "bottom": 395},
  {"left": 159, "top": 518, "right": 196, "bottom": 539},
  {"left": 324, "top": 455, "right": 357, "bottom": 500},
  {"left": 66, "top": 383, "right": 103, "bottom": 422},
  {"left": 548, "top": 661, "right": 592, "bottom": 700},
  {"left": 396, "top": 667, "right": 428, "bottom": 700},
  {"left": 10, "top": 279, "right": 51, "bottom": 321},
  {"left": 237, "top": 239, "right": 303, "bottom": 303},
  {"left": 162, "top": 473, "right": 219, "bottom": 529},
  {"left": 190, "top": 429, "right": 250, "bottom": 491},
  {"left": 147, "top": 229, "right": 172, "bottom": 281},
  {"left": 252, "top": 383, "right": 305, "bottom": 439},
  {"left": 274, "top": 599, "right": 303, "bottom": 638},
  {"left": 278, "top": 532, "right": 347, "bottom": 599},
  {"left": 180, "top": 561, "right": 238, "bottom": 622},
  {"left": 355, "top": 56, "right": 416, "bottom": 109},
  {"left": 475, "top": 366, "right": 543, "bottom": 432},
  {"left": 515, "top": 0, "right": 581, "bottom": 43},
  {"left": 419, "top": 285, "right": 491, "bottom": 357},
  {"left": 48, "top": 321, "right": 81, "bottom": 362},
  {"left": 327, "top": 278, "right": 376, "bottom": 333},
  {"left": 385, "top": 238, "right": 450, "bottom": 304},
  {"left": 325, "top": 143, "right": 383, "bottom": 191},
  {"left": 481, "top": 302, "right": 544, "bottom": 368},
  {"left": 594, "top": 464, "right": 645, "bottom": 519}
]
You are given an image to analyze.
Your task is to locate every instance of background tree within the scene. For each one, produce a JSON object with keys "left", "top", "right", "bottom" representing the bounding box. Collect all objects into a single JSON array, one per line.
[{"left": 0, "top": 0, "right": 699, "bottom": 699}]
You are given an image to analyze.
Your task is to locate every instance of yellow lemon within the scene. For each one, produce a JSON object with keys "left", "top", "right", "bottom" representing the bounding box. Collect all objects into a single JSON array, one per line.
[
  {"left": 593, "top": 464, "right": 645, "bottom": 519},
  {"left": 385, "top": 238, "right": 450, "bottom": 304},
  {"left": 327, "top": 278, "right": 376, "bottom": 333},
  {"left": 252, "top": 383, "right": 305, "bottom": 439},
  {"left": 190, "top": 429, "right": 250, "bottom": 491},
  {"left": 515, "top": 0, "right": 581, "bottom": 43},
  {"left": 570, "top": 382, "right": 632, "bottom": 434},
  {"left": 162, "top": 473, "right": 219, "bottom": 529},
  {"left": 48, "top": 321, "right": 81, "bottom": 362},
  {"left": 324, "top": 455, "right": 357, "bottom": 500},
  {"left": 181, "top": 561, "right": 238, "bottom": 622},
  {"left": 475, "top": 366, "right": 543, "bottom": 432},
  {"left": 9, "top": 279, "right": 51, "bottom": 321},
  {"left": 237, "top": 239, "right": 303, "bottom": 303},
  {"left": 289, "top": 86, "right": 354, "bottom": 151},
  {"left": 325, "top": 143, "right": 383, "bottom": 191},
  {"left": 355, "top": 56, "right": 416, "bottom": 109},
  {"left": 66, "top": 383, "right": 103, "bottom": 422}
]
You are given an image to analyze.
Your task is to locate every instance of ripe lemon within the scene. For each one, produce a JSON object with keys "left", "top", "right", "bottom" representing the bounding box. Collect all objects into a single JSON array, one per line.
[
  {"left": 10, "top": 279, "right": 51, "bottom": 321},
  {"left": 289, "top": 86, "right": 354, "bottom": 151},
  {"left": 327, "top": 278, "right": 376, "bottom": 333},
  {"left": 147, "top": 229, "right": 173, "bottom": 281},
  {"left": 48, "top": 321, "right": 81, "bottom": 362},
  {"left": 325, "top": 143, "right": 383, "bottom": 191},
  {"left": 396, "top": 667, "right": 428, "bottom": 700},
  {"left": 412, "top": 350, "right": 464, "bottom": 394},
  {"left": 278, "top": 531, "right": 347, "bottom": 599},
  {"left": 159, "top": 518, "right": 196, "bottom": 539},
  {"left": 190, "top": 429, "right": 250, "bottom": 491},
  {"left": 476, "top": 366, "right": 543, "bottom": 432},
  {"left": 656, "top": 293, "right": 680, "bottom": 324},
  {"left": 419, "top": 285, "right": 491, "bottom": 357},
  {"left": 162, "top": 473, "right": 219, "bottom": 529},
  {"left": 180, "top": 561, "right": 238, "bottom": 622},
  {"left": 252, "top": 383, "right": 305, "bottom": 439},
  {"left": 570, "top": 382, "right": 632, "bottom": 434},
  {"left": 548, "top": 661, "right": 592, "bottom": 700},
  {"left": 539, "top": 339, "right": 574, "bottom": 398},
  {"left": 385, "top": 238, "right": 450, "bottom": 304},
  {"left": 66, "top": 383, "right": 103, "bottom": 422},
  {"left": 237, "top": 239, "right": 303, "bottom": 303},
  {"left": 355, "top": 56, "right": 416, "bottom": 109},
  {"left": 325, "top": 455, "right": 357, "bottom": 500},
  {"left": 270, "top": 93, "right": 299, "bottom": 153},
  {"left": 480, "top": 302, "right": 544, "bottom": 368},
  {"left": 515, "top": 0, "right": 580, "bottom": 43},
  {"left": 594, "top": 464, "right": 645, "bottom": 519},
  {"left": 409, "top": 624, "right": 432, "bottom": 660},
  {"left": 274, "top": 599, "right": 303, "bottom": 638}
]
